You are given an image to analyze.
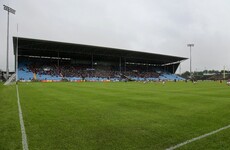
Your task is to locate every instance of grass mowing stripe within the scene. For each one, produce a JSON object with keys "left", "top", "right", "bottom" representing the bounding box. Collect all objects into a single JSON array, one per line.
[
  {"left": 166, "top": 124, "right": 230, "bottom": 150},
  {"left": 16, "top": 84, "right": 29, "bottom": 150}
]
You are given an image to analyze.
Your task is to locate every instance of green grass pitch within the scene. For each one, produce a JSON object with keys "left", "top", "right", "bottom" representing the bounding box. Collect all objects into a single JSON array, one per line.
[{"left": 0, "top": 81, "right": 230, "bottom": 150}]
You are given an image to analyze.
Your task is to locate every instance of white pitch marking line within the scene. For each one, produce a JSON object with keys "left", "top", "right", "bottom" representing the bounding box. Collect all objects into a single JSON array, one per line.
[
  {"left": 166, "top": 124, "right": 230, "bottom": 150},
  {"left": 16, "top": 84, "right": 29, "bottom": 150}
]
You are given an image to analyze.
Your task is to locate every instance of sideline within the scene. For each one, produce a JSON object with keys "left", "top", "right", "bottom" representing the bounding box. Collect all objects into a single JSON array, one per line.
[
  {"left": 16, "top": 84, "right": 29, "bottom": 150},
  {"left": 166, "top": 124, "right": 230, "bottom": 150}
]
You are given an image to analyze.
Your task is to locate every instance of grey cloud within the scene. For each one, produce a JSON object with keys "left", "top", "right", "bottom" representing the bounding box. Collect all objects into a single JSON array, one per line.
[{"left": 0, "top": 0, "right": 230, "bottom": 72}]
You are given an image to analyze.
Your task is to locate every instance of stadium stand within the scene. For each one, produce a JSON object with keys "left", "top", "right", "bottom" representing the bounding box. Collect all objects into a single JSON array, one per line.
[{"left": 14, "top": 37, "right": 187, "bottom": 82}]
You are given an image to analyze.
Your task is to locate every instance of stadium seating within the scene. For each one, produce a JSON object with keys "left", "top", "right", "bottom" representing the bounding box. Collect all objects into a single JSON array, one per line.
[{"left": 18, "top": 58, "right": 185, "bottom": 82}]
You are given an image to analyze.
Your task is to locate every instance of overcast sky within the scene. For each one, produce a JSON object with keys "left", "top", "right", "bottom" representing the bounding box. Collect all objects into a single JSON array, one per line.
[{"left": 1, "top": 0, "right": 230, "bottom": 73}]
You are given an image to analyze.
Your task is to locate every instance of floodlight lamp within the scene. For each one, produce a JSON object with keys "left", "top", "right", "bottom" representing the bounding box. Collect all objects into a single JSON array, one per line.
[{"left": 187, "top": 44, "right": 194, "bottom": 47}]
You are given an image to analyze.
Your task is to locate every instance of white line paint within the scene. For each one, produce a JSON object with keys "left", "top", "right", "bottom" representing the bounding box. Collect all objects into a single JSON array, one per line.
[
  {"left": 166, "top": 124, "right": 230, "bottom": 150},
  {"left": 16, "top": 84, "right": 29, "bottom": 150}
]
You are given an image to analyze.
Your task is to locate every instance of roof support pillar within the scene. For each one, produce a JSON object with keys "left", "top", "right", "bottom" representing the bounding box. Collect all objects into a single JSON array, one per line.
[
  {"left": 124, "top": 57, "right": 126, "bottom": 73},
  {"left": 147, "top": 62, "right": 148, "bottom": 72},
  {"left": 91, "top": 54, "right": 93, "bottom": 68},
  {"left": 173, "top": 64, "right": 175, "bottom": 74},
  {"left": 119, "top": 57, "right": 121, "bottom": 73},
  {"left": 58, "top": 51, "right": 60, "bottom": 68}
]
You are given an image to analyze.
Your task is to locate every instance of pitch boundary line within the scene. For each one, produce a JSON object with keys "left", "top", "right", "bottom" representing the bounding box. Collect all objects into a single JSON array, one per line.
[
  {"left": 16, "top": 84, "right": 29, "bottom": 150},
  {"left": 166, "top": 124, "right": 230, "bottom": 150}
]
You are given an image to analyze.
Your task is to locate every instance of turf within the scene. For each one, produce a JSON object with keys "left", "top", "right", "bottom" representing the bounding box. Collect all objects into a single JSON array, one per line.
[
  {"left": 1, "top": 81, "right": 230, "bottom": 150},
  {"left": 0, "top": 83, "right": 22, "bottom": 150}
]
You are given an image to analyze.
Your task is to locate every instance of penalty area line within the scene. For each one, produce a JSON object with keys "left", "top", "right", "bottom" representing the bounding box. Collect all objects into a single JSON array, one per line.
[
  {"left": 166, "top": 124, "right": 230, "bottom": 150},
  {"left": 16, "top": 84, "right": 29, "bottom": 150}
]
